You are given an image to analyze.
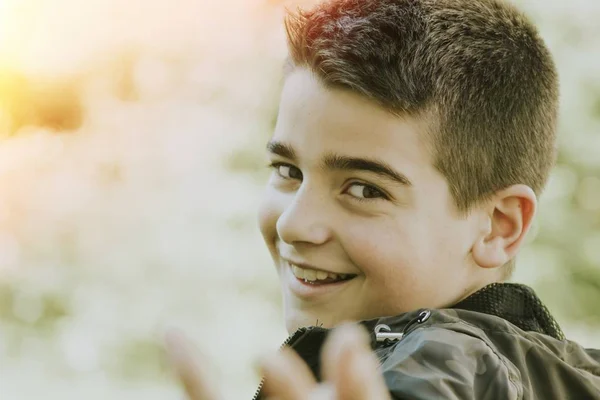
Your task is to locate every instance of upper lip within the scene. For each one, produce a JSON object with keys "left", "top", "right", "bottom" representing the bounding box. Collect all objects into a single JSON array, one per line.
[{"left": 282, "top": 258, "right": 357, "bottom": 276}]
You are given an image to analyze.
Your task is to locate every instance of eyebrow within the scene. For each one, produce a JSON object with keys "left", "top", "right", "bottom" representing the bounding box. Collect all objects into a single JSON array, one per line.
[
  {"left": 266, "top": 140, "right": 297, "bottom": 160},
  {"left": 266, "top": 140, "right": 412, "bottom": 187}
]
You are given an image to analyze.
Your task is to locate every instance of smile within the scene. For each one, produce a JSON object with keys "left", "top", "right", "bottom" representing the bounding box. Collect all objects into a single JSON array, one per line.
[
  {"left": 289, "top": 263, "right": 355, "bottom": 284},
  {"left": 283, "top": 260, "right": 358, "bottom": 300}
]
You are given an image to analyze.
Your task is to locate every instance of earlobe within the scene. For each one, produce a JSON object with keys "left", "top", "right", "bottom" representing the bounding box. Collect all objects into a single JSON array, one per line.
[
  {"left": 472, "top": 235, "right": 510, "bottom": 269},
  {"left": 472, "top": 185, "right": 537, "bottom": 269}
]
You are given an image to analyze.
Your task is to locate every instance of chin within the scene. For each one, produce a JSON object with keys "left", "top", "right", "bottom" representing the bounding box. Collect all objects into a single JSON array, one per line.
[
  {"left": 284, "top": 310, "right": 321, "bottom": 333},
  {"left": 285, "top": 312, "right": 313, "bottom": 333}
]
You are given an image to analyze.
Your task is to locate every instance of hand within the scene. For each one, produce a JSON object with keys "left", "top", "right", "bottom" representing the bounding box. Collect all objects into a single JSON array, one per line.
[
  {"left": 260, "top": 323, "right": 391, "bottom": 400},
  {"left": 165, "top": 324, "right": 391, "bottom": 400},
  {"left": 164, "top": 329, "right": 223, "bottom": 400}
]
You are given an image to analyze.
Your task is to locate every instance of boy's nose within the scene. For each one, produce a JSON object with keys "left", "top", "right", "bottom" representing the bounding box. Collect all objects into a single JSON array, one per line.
[{"left": 276, "top": 187, "right": 332, "bottom": 246}]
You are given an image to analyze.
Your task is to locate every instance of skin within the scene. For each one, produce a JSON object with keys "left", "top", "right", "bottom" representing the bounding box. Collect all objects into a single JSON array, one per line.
[
  {"left": 258, "top": 68, "right": 537, "bottom": 333},
  {"left": 164, "top": 67, "right": 538, "bottom": 399}
]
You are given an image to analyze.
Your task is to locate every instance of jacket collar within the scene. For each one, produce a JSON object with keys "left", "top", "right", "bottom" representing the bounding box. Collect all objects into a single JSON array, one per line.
[
  {"left": 452, "top": 282, "right": 565, "bottom": 340},
  {"left": 360, "top": 282, "right": 565, "bottom": 341}
]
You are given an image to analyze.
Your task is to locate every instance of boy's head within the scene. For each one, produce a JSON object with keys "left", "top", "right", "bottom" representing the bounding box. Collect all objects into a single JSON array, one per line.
[{"left": 258, "top": 0, "right": 558, "bottom": 333}]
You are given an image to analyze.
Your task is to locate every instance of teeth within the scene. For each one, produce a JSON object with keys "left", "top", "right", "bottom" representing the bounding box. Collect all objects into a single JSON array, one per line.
[
  {"left": 292, "top": 265, "right": 305, "bottom": 279},
  {"left": 304, "top": 269, "right": 317, "bottom": 281},
  {"left": 289, "top": 262, "right": 350, "bottom": 282}
]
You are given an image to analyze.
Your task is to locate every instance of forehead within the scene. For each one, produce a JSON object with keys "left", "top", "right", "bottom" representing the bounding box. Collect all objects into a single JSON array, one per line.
[{"left": 273, "top": 69, "right": 432, "bottom": 171}]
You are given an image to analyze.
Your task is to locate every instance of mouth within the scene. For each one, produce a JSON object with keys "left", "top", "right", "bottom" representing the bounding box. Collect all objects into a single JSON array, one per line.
[
  {"left": 282, "top": 260, "right": 358, "bottom": 298},
  {"left": 289, "top": 262, "right": 356, "bottom": 285}
]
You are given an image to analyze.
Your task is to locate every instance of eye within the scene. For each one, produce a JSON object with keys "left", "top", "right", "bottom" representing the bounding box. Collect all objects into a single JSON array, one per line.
[
  {"left": 346, "top": 183, "right": 387, "bottom": 201},
  {"left": 269, "top": 162, "right": 303, "bottom": 180}
]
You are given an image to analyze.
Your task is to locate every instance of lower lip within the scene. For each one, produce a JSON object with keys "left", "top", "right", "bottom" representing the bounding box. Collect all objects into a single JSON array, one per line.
[{"left": 286, "top": 265, "right": 355, "bottom": 300}]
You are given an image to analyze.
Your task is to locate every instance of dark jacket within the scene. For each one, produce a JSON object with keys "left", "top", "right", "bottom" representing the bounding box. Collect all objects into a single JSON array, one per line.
[{"left": 253, "top": 283, "right": 600, "bottom": 399}]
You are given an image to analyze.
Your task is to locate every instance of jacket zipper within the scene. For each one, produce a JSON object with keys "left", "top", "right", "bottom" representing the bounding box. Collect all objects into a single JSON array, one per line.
[
  {"left": 251, "top": 327, "right": 312, "bottom": 400},
  {"left": 374, "top": 324, "right": 404, "bottom": 342}
]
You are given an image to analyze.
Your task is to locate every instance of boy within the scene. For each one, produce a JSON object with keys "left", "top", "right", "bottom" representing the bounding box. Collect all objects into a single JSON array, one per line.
[{"left": 166, "top": 0, "right": 600, "bottom": 398}]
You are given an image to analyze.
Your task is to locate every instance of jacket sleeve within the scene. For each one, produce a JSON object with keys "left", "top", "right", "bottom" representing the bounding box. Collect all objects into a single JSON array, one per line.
[{"left": 379, "top": 327, "right": 521, "bottom": 400}]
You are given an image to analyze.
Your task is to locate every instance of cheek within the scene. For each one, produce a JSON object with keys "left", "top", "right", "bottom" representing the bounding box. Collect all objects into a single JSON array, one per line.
[
  {"left": 342, "top": 215, "right": 442, "bottom": 285},
  {"left": 343, "top": 220, "right": 417, "bottom": 276},
  {"left": 341, "top": 227, "right": 423, "bottom": 314}
]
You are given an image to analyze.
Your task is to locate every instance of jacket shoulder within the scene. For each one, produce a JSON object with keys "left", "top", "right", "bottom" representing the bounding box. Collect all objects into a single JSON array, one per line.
[{"left": 379, "top": 320, "right": 522, "bottom": 400}]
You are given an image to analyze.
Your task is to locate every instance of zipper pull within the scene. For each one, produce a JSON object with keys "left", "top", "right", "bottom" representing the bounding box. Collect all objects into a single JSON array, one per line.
[{"left": 374, "top": 324, "right": 404, "bottom": 343}]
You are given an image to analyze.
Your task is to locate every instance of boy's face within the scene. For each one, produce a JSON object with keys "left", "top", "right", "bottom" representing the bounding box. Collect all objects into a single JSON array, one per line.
[{"left": 258, "top": 69, "right": 486, "bottom": 333}]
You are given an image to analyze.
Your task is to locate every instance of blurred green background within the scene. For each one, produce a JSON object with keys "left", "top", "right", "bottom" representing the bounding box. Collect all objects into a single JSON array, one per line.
[{"left": 0, "top": 0, "right": 598, "bottom": 398}]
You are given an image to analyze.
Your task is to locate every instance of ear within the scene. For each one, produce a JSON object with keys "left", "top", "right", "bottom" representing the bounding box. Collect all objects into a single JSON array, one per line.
[{"left": 472, "top": 185, "right": 537, "bottom": 269}]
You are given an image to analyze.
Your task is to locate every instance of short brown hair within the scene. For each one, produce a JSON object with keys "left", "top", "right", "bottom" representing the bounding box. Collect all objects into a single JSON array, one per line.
[{"left": 283, "top": 0, "right": 559, "bottom": 215}]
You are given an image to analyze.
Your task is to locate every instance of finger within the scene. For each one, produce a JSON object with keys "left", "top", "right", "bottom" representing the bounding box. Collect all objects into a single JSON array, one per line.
[
  {"left": 323, "top": 324, "right": 391, "bottom": 400},
  {"left": 321, "top": 322, "right": 362, "bottom": 383},
  {"left": 337, "top": 344, "right": 391, "bottom": 400},
  {"left": 306, "top": 383, "right": 336, "bottom": 400},
  {"left": 261, "top": 347, "right": 317, "bottom": 400},
  {"left": 164, "top": 329, "right": 221, "bottom": 400}
]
